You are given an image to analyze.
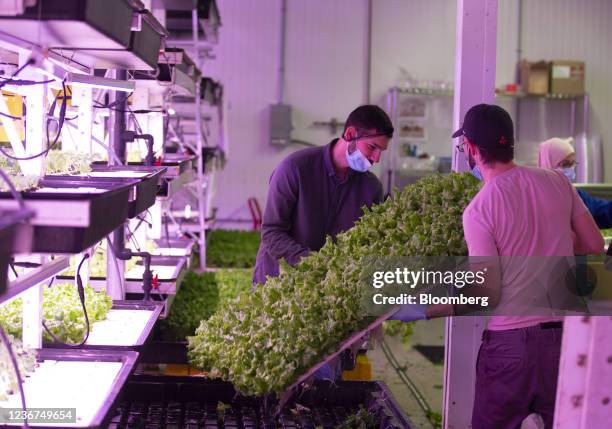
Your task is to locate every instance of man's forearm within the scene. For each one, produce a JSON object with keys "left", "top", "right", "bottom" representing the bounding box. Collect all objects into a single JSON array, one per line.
[{"left": 262, "top": 228, "right": 310, "bottom": 265}]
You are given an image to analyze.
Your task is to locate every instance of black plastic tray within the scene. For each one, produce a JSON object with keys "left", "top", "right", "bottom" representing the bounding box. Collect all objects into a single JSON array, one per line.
[
  {"left": 128, "top": 12, "right": 163, "bottom": 70},
  {"left": 140, "top": 340, "right": 189, "bottom": 365},
  {"left": 44, "top": 300, "right": 164, "bottom": 351},
  {"left": 0, "top": 0, "right": 163, "bottom": 70},
  {"left": 111, "top": 377, "right": 411, "bottom": 428},
  {"left": 79, "top": 166, "right": 167, "bottom": 218},
  {"left": 0, "top": 181, "right": 132, "bottom": 253},
  {"left": 133, "top": 48, "right": 200, "bottom": 96},
  {"left": 159, "top": 154, "right": 198, "bottom": 177},
  {"left": 0, "top": 208, "right": 34, "bottom": 295},
  {"left": 0, "top": 348, "right": 139, "bottom": 429}
]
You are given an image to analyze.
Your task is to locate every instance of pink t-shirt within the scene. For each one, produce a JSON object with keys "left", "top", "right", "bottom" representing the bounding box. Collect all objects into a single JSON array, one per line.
[{"left": 462, "top": 165, "right": 589, "bottom": 330}]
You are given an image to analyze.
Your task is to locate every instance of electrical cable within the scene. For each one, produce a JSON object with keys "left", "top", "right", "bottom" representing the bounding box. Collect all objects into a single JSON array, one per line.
[
  {"left": 0, "top": 168, "right": 26, "bottom": 209},
  {"left": 100, "top": 106, "right": 164, "bottom": 114},
  {"left": 42, "top": 254, "right": 91, "bottom": 347},
  {"left": 0, "top": 325, "right": 29, "bottom": 429},
  {"left": 0, "top": 57, "right": 35, "bottom": 91},
  {"left": 0, "top": 78, "right": 54, "bottom": 86},
  {"left": 126, "top": 223, "right": 141, "bottom": 252},
  {"left": 127, "top": 105, "right": 144, "bottom": 135},
  {"left": 9, "top": 262, "right": 19, "bottom": 278},
  {"left": 0, "top": 80, "right": 68, "bottom": 161},
  {"left": 92, "top": 94, "right": 131, "bottom": 110},
  {"left": 0, "top": 111, "right": 23, "bottom": 120}
]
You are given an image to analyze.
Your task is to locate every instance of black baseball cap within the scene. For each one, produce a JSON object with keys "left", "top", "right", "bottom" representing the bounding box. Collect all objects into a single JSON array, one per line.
[{"left": 452, "top": 104, "right": 514, "bottom": 150}]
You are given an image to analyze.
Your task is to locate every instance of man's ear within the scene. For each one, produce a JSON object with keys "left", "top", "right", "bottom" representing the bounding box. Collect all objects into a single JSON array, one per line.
[
  {"left": 344, "top": 126, "right": 356, "bottom": 141},
  {"left": 467, "top": 140, "right": 478, "bottom": 159}
]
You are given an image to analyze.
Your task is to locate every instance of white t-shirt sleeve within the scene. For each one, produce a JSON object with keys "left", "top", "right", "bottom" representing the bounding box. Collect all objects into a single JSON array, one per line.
[{"left": 463, "top": 207, "right": 499, "bottom": 256}]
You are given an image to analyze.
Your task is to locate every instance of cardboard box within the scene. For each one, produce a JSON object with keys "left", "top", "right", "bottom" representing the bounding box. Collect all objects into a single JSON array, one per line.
[
  {"left": 550, "top": 60, "right": 585, "bottom": 95},
  {"left": 519, "top": 60, "right": 549, "bottom": 95}
]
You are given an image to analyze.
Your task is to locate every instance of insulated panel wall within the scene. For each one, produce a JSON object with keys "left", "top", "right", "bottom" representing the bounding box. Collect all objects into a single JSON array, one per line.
[
  {"left": 211, "top": 0, "right": 612, "bottom": 225},
  {"left": 206, "top": 0, "right": 366, "bottom": 228}
]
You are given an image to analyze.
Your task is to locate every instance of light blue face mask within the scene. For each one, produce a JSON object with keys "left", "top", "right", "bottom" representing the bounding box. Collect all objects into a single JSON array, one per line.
[
  {"left": 558, "top": 167, "right": 576, "bottom": 183},
  {"left": 471, "top": 166, "right": 483, "bottom": 181},
  {"left": 464, "top": 150, "right": 483, "bottom": 181},
  {"left": 346, "top": 139, "right": 372, "bottom": 172}
]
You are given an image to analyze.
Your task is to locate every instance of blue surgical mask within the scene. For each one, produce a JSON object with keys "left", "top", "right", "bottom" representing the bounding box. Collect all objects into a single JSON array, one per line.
[
  {"left": 346, "top": 140, "right": 372, "bottom": 172},
  {"left": 464, "top": 150, "right": 483, "bottom": 181},
  {"left": 471, "top": 166, "right": 483, "bottom": 181},
  {"left": 558, "top": 167, "right": 576, "bottom": 183}
]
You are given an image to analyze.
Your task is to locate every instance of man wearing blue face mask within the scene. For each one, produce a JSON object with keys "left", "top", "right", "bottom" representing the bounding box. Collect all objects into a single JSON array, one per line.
[
  {"left": 253, "top": 105, "right": 394, "bottom": 285},
  {"left": 538, "top": 137, "right": 612, "bottom": 229}
]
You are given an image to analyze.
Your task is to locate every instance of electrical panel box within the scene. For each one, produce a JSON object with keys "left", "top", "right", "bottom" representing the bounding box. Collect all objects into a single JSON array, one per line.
[{"left": 269, "top": 103, "right": 293, "bottom": 146}]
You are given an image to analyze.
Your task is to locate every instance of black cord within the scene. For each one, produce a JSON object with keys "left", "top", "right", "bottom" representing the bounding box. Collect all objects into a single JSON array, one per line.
[
  {"left": 93, "top": 94, "right": 131, "bottom": 110},
  {"left": 0, "top": 111, "right": 23, "bottom": 120},
  {"left": 126, "top": 223, "right": 141, "bottom": 252},
  {"left": 0, "top": 325, "right": 29, "bottom": 428},
  {"left": 0, "top": 58, "right": 35, "bottom": 91},
  {"left": 42, "top": 254, "right": 91, "bottom": 347},
  {"left": 0, "top": 78, "right": 54, "bottom": 86},
  {"left": 9, "top": 262, "right": 18, "bottom": 278},
  {"left": 0, "top": 168, "right": 26, "bottom": 209},
  {"left": 98, "top": 107, "right": 163, "bottom": 114},
  {"left": 0, "top": 80, "right": 68, "bottom": 161}
]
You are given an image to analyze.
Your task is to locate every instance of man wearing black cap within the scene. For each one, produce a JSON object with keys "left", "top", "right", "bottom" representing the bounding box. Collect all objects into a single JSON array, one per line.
[
  {"left": 452, "top": 104, "right": 603, "bottom": 429},
  {"left": 253, "top": 105, "right": 394, "bottom": 286}
]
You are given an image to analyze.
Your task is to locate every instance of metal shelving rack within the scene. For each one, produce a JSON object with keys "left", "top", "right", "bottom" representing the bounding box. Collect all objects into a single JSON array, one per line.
[
  {"left": 0, "top": 1, "right": 223, "bottom": 426},
  {"left": 384, "top": 85, "right": 589, "bottom": 194}
]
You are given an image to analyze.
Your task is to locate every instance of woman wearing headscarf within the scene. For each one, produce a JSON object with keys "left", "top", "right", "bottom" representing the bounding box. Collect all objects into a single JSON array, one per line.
[{"left": 538, "top": 137, "right": 612, "bottom": 228}]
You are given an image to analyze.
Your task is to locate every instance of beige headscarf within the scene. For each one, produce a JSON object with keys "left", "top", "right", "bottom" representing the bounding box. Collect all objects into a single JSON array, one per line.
[{"left": 538, "top": 137, "right": 575, "bottom": 169}]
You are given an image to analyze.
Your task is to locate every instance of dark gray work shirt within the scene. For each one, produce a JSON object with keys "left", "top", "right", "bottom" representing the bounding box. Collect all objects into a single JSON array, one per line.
[{"left": 253, "top": 139, "right": 383, "bottom": 285}]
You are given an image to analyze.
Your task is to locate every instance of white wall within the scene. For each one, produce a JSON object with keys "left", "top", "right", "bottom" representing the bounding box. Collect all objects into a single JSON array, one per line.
[
  {"left": 210, "top": 0, "right": 612, "bottom": 225},
  {"left": 207, "top": 0, "right": 368, "bottom": 228},
  {"left": 370, "top": 0, "right": 457, "bottom": 101}
]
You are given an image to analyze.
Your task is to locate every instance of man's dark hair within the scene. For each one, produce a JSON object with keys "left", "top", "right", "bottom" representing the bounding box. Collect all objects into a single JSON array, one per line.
[
  {"left": 476, "top": 142, "right": 514, "bottom": 166},
  {"left": 343, "top": 105, "right": 394, "bottom": 139}
]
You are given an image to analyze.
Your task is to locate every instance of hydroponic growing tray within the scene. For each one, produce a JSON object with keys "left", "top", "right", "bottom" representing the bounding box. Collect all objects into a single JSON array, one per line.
[
  {"left": 0, "top": 349, "right": 138, "bottom": 428},
  {"left": 0, "top": 0, "right": 163, "bottom": 70},
  {"left": 0, "top": 208, "right": 33, "bottom": 295},
  {"left": 0, "top": 181, "right": 133, "bottom": 253},
  {"left": 73, "top": 165, "right": 167, "bottom": 217},
  {"left": 45, "top": 300, "right": 164, "bottom": 351},
  {"left": 109, "top": 377, "right": 412, "bottom": 429}
]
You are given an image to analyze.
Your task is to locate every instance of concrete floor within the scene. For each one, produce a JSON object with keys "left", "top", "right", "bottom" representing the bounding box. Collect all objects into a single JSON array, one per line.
[{"left": 370, "top": 318, "right": 446, "bottom": 429}]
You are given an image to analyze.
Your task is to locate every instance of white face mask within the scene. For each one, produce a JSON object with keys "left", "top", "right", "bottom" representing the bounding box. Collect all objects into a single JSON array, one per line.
[
  {"left": 556, "top": 167, "right": 576, "bottom": 183},
  {"left": 345, "top": 137, "right": 373, "bottom": 172},
  {"left": 346, "top": 144, "right": 372, "bottom": 172}
]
